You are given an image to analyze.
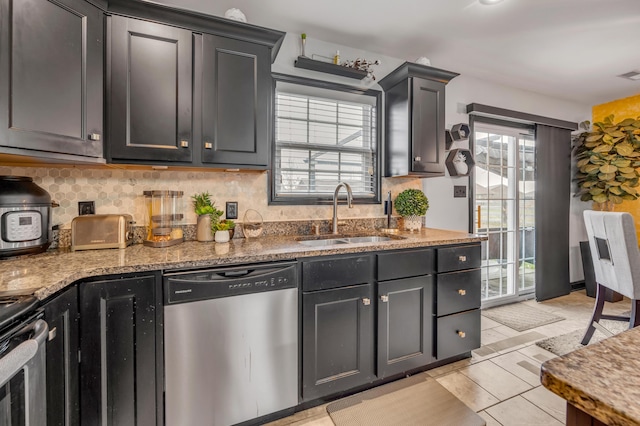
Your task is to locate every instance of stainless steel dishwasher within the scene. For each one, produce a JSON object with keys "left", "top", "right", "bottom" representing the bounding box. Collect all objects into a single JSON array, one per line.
[{"left": 163, "top": 261, "right": 298, "bottom": 426}]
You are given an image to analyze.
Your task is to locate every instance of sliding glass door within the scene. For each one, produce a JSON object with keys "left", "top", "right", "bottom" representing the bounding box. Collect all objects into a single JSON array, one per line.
[{"left": 473, "top": 123, "right": 536, "bottom": 306}]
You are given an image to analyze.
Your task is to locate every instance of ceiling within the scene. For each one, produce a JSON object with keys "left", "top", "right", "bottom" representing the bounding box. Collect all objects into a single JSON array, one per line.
[{"left": 156, "top": 0, "right": 640, "bottom": 106}]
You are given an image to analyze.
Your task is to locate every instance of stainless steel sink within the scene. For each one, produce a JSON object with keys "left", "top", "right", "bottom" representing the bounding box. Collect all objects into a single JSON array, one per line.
[
  {"left": 297, "top": 238, "right": 350, "bottom": 247},
  {"left": 296, "top": 234, "right": 402, "bottom": 246}
]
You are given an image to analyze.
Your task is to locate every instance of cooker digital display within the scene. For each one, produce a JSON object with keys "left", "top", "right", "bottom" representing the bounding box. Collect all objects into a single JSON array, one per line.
[{"left": 19, "top": 217, "right": 32, "bottom": 226}]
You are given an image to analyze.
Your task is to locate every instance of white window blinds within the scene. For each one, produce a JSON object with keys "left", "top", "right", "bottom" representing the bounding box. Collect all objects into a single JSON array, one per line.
[{"left": 274, "top": 82, "right": 378, "bottom": 200}]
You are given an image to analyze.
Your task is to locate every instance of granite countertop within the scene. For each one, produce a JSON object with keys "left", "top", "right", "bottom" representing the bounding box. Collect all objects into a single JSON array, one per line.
[
  {"left": 541, "top": 327, "right": 640, "bottom": 426},
  {"left": 0, "top": 228, "right": 483, "bottom": 301}
]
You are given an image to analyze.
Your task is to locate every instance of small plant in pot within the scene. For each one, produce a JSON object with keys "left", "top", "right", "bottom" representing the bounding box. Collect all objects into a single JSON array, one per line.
[
  {"left": 192, "top": 192, "right": 223, "bottom": 242},
  {"left": 395, "top": 189, "right": 429, "bottom": 232},
  {"left": 213, "top": 219, "right": 235, "bottom": 243}
]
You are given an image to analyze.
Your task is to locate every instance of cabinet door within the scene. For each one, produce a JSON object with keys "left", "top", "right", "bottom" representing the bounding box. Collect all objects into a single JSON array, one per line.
[
  {"left": 79, "top": 274, "right": 160, "bottom": 426},
  {"left": 44, "top": 286, "right": 80, "bottom": 426},
  {"left": 108, "top": 16, "right": 193, "bottom": 163},
  {"left": 0, "top": 0, "right": 103, "bottom": 158},
  {"left": 200, "top": 34, "right": 270, "bottom": 167},
  {"left": 411, "top": 78, "right": 445, "bottom": 175},
  {"left": 302, "top": 284, "right": 375, "bottom": 401},
  {"left": 378, "top": 276, "right": 434, "bottom": 378}
]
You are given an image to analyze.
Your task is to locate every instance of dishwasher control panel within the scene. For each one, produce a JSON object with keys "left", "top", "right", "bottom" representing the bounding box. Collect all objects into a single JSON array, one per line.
[{"left": 163, "top": 262, "right": 298, "bottom": 304}]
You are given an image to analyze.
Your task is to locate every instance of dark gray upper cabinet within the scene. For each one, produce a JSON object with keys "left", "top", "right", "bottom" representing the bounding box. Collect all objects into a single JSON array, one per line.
[
  {"left": 379, "top": 62, "right": 458, "bottom": 177},
  {"left": 199, "top": 35, "right": 271, "bottom": 167},
  {"left": 0, "top": 0, "right": 104, "bottom": 160},
  {"left": 107, "top": 16, "right": 193, "bottom": 163}
]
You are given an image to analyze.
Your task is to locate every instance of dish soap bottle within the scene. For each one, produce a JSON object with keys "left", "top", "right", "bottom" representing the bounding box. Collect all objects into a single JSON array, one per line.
[{"left": 333, "top": 50, "right": 340, "bottom": 65}]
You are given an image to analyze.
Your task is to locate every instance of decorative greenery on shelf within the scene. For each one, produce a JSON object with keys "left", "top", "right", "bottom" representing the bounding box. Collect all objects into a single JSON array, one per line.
[
  {"left": 573, "top": 115, "right": 640, "bottom": 204},
  {"left": 214, "top": 219, "right": 236, "bottom": 232},
  {"left": 395, "top": 189, "right": 429, "bottom": 217}
]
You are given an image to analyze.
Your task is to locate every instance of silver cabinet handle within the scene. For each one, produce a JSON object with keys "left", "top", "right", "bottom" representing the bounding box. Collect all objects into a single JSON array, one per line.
[
  {"left": 89, "top": 133, "right": 101, "bottom": 141},
  {"left": 457, "top": 330, "right": 466, "bottom": 338},
  {"left": 459, "top": 255, "right": 467, "bottom": 262},
  {"left": 180, "top": 140, "right": 189, "bottom": 148},
  {"left": 380, "top": 295, "right": 389, "bottom": 303},
  {"left": 48, "top": 327, "right": 57, "bottom": 341},
  {"left": 362, "top": 298, "right": 371, "bottom": 306},
  {"left": 414, "top": 156, "right": 422, "bottom": 161},
  {"left": 458, "top": 289, "right": 466, "bottom": 296},
  {"left": 204, "top": 142, "right": 213, "bottom": 149}
]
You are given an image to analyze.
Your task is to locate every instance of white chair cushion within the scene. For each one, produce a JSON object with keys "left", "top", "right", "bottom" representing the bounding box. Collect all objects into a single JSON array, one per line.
[{"left": 583, "top": 210, "right": 640, "bottom": 299}]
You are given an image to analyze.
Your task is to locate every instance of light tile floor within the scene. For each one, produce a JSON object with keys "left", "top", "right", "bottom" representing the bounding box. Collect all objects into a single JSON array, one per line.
[{"left": 267, "top": 290, "right": 631, "bottom": 425}]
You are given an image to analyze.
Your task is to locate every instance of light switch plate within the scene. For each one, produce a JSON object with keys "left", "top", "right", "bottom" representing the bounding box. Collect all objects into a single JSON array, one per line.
[
  {"left": 453, "top": 186, "right": 467, "bottom": 198},
  {"left": 226, "top": 201, "right": 238, "bottom": 219},
  {"left": 78, "top": 201, "right": 95, "bottom": 215}
]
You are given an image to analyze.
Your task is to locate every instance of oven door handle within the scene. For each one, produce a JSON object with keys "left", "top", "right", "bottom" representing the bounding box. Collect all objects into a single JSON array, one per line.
[{"left": 0, "top": 319, "right": 48, "bottom": 387}]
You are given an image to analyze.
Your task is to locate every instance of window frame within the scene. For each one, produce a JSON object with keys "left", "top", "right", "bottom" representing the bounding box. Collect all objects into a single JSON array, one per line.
[{"left": 270, "top": 73, "right": 382, "bottom": 205}]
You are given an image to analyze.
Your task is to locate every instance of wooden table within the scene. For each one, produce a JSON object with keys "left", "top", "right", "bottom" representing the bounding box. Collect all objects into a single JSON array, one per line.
[{"left": 541, "top": 327, "right": 640, "bottom": 426}]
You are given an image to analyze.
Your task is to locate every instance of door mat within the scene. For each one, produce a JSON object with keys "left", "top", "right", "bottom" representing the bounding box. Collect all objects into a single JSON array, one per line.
[
  {"left": 535, "top": 319, "right": 629, "bottom": 356},
  {"left": 326, "top": 374, "right": 485, "bottom": 426},
  {"left": 482, "top": 303, "right": 564, "bottom": 332}
]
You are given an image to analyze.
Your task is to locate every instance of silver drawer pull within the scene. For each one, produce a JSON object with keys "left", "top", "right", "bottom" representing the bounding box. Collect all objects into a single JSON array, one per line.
[
  {"left": 48, "top": 327, "right": 57, "bottom": 341},
  {"left": 88, "top": 133, "right": 101, "bottom": 141},
  {"left": 459, "top": 255, "right": 467, "bottom": 262},
  {"left": 362, "top": 298, "right": 371, "bottom": 306},
  {"left": 457, "top": 330, "right": 466, "bottom": 338},
  {"left": 458, "top": 289, "right": 466, "bottom": 296},
  {"left": 204, "top": 142, "right": 213, "bottom": 149},
  {"left": 381, "top": 295, "right": 389, "bottom": 303},
  {"left": 414, "top": 156, "right": 422, "bottom": 162},
  {"left": 180, "top": 140, "right": 189, "bottom": 148}
]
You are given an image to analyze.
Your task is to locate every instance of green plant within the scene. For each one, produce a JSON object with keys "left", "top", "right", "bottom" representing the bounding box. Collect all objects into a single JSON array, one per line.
[
  {"left": 192, "top": 192, "right": 223, "bottom": 217},
  {"left": 395, "top": 189, "right": 429, "bottom": 217},
  {"left": 573, "top": 115, "right": 640, "bottom": 204},
  {"left": 214, "top": 219, "right": 236, "bottom": 232}
]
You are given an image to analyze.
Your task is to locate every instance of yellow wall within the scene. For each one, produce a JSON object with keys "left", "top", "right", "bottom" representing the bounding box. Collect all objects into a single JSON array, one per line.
[
  {"left": 592, "top": 93, "right": 640, "bottom": 239},
  {"left": 592, "top": 93, "right": 640, "bottom": 122}
]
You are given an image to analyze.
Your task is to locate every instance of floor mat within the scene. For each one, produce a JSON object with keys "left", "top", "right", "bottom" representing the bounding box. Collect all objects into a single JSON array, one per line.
[
  {"left": 326, "top": 374, "right": 485, "bottom": 426},
  {"left": 535, "top": 319, "right": 629, "bottom": 356},
  {"left": 482, "top": 303, "right": 564, "bottom": 332}
]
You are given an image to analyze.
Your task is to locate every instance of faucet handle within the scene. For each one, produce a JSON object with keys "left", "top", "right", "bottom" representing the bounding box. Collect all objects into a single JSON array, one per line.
[{"left": 312, "top": 224, "right": 321, "bottom": 235}]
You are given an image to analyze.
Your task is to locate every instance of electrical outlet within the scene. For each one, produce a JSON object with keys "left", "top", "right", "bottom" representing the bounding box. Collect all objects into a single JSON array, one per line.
[
  {"left": 78, "top": 201, "right": 95, "bottom": 215},
  {"left": 453, "top": 186, "right": 467, "bottom": 198},
  {"left": 226, "top": 201, "right": 238, "bottom": 219}
]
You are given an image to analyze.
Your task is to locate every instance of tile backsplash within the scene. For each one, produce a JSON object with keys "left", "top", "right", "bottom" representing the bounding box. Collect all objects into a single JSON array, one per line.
[{"left": 0, "top": 166, "right": 421, "bottom": 228}]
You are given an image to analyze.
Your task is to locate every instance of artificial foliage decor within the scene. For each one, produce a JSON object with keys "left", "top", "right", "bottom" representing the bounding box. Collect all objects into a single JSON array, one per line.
[{"left": 573, "top": 115, "right": 640, "bottom": 205}]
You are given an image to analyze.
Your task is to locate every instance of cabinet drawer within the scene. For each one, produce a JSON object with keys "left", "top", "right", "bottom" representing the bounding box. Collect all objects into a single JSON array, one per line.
[
  {"left": 437, "top": 245, "right": 481, "bottom": 273},
  {"left": 302, "top": 255, "right": 373, "bottom": 291},
  {"left": 437, "top": 269, "right": 481, "bottom": 317},
  {"left": 377, "top": 249, "right": 435, "bottom": 281},
  {"left": 436, "top": 310, "right": 480, "bottom": 360}
]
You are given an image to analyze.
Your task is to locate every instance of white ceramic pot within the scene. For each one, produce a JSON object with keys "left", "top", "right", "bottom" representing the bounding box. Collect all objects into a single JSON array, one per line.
[
  {"left": 215, "top": 230, "right": 230, "bottom": 243},
  {"left": 196, "top": 215, "right": 214, "bottom": 242},
  {"left": 403, "top": 215, "right": 423, "bottom": 232}
]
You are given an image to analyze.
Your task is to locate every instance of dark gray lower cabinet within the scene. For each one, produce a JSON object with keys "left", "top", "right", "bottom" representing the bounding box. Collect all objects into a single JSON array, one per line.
[
  {"left": 302, "top": 284, "right": 375, "bottom": 401},
  {"left": 377, "top": 276, "right": 434, "bottom": 378},
  {"left": 44, "top": 286, "right": 80, "bottom": 426},
  {"left": 437, "top": 310, "right": 481, "bottom": 359},
  {"left": 79, "top": 273, "right": 161, "bottom": 426}
]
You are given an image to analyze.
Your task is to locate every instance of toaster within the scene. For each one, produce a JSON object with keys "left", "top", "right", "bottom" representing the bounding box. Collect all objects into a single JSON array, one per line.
[{"left": 71, "top": 214, "right": 135, "bottom": 251}]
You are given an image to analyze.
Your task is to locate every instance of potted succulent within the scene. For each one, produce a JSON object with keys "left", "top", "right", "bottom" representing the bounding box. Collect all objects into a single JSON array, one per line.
[
  {"left": 213, "top": 219, "right": 235, "bottom": 243},
  {"left": 192, "top": 192, "right": 223, "bottom": 242},
  {"left": 573, "top": 115, "right": 640, "bottom": 210},
  {"left": 395, "top": 188, "right": 429, "bottom": 232}
]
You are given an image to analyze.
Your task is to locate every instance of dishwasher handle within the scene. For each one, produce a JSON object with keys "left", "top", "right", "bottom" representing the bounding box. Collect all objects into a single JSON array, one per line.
[
  {"left": 218, "top": 270, "right": 251, "bottom": 278},
  {"left": 0, "top": 319, "right": 48, "bottom": 387}
]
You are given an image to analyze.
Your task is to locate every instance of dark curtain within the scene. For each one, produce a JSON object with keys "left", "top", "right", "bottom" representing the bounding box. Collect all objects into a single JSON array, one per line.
[{"left": 535, "top": 124, "right": 572, "bottom": 301}]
